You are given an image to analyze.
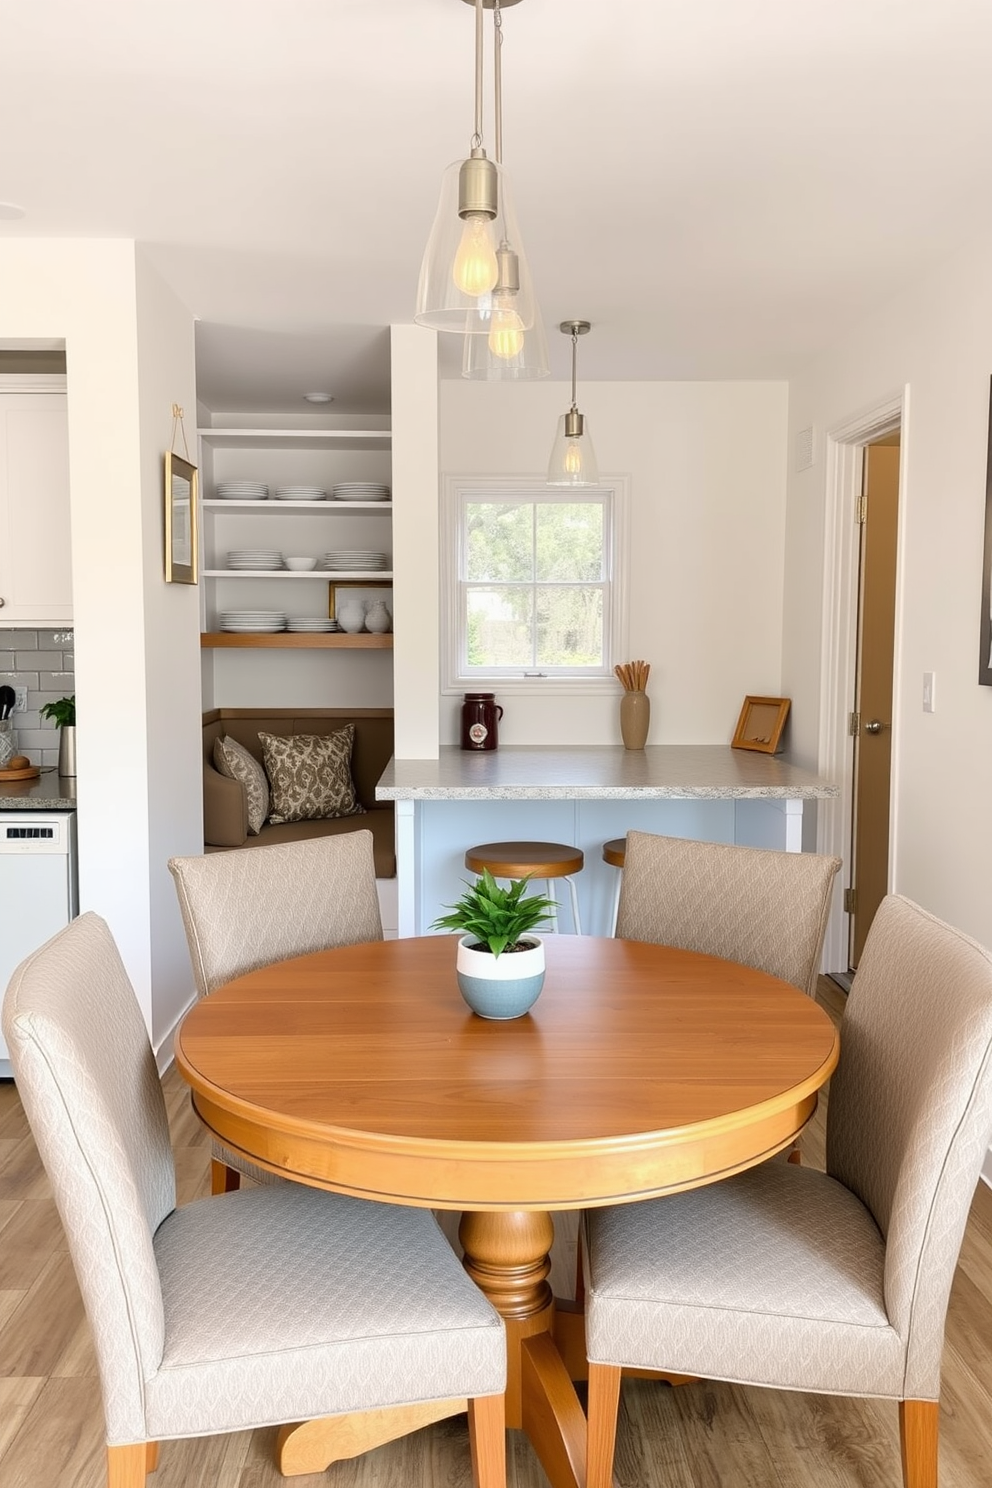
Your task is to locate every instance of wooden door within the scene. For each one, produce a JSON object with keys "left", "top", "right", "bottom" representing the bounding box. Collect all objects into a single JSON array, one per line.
[{"left": 849, "top": 442, "right": 899, "bottom": 968}]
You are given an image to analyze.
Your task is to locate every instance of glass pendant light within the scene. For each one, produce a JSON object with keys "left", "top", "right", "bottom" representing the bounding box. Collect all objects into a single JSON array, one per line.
[
  {"left": 547, "top": 321, "right": 599, "bottom": 486},
  {"left": 462, "top": 0, "right": 549, "bottom": 378},
  {"left": 416, "top": 0, "right": 538, "bottom": 341}
]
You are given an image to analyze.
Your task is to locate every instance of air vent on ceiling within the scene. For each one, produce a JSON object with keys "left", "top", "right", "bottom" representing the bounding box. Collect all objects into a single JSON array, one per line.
[{"left": 795, "top": 425, "right": 815, "bottom": 472}]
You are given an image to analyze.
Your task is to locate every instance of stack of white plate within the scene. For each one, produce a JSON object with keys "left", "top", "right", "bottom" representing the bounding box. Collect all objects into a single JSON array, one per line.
[
  {"left": 322, "top": 551, "right": 390, "bottom": 571},
  {"left": 216, "top": 481, "right": 269, "bottom": 501},
  {"left": 274, "top": 486, "right": 326, "bottom": 501},
  {"left": 286, "top": 617, "right": 339, "bottom": 632},
  {"left": 220, "top": 611, "right": 287, "bottom": 632},
  {"left": 332, "top": 482, "right": 390, "bottom": 502},
  {"left": 226, "top": 551, "right": 283, "bottom": 570}
]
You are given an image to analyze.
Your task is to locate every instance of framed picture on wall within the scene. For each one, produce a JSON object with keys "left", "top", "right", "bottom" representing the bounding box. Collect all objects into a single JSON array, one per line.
[
  {"left": 164, "top": 451, "right": 198, "bottom": 584},
  {"left": 978, "top": 378, "right": 992, "bottom": 684},
  {"left": 731, "top": 695, "right": 791, "bottom": 754}
]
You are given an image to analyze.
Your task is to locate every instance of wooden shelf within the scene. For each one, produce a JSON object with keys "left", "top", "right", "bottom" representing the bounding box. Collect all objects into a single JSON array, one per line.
[{"left": 201, "top": 632, "right": 393, "bottom": 649}]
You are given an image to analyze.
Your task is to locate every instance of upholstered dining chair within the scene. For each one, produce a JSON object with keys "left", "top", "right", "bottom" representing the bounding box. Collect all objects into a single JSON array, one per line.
[
  {"left": 582, "top": 895, "right": 992, "bottom": 1488},
  {"left": 2, "top": 912, "right": 506, "bottom": 1488},
  {"left": 614, "top": 830, "right": 842, "bottom": 997},
  {"left": 168, "top": 831, "right": 383, "bottom": 1192}
]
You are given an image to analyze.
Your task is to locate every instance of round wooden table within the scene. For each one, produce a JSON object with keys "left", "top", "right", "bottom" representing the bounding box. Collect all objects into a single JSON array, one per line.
[{"left": 175, "top": 935, "right": 839, "bottom": 1488}]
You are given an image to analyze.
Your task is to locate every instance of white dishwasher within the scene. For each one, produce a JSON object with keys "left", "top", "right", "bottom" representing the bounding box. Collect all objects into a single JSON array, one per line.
[{"left": 0, "top": 812, "right": 78, "bottom": 1078}]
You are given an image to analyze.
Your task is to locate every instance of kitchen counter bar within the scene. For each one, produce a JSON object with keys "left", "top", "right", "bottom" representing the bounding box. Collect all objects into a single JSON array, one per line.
[
  {"left": 0, "top": 770, "right": 77, "bottom": 809},
  {"left": 376, "top": 744, "right": 837, "bottom": 801},
  {"left": 378, "top": 747, "right": 837, "bottom": 937}
]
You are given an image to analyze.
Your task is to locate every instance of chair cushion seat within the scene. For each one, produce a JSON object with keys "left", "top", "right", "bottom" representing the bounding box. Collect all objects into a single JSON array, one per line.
[
  {"left": 585, "top": 1160, "right": 906, "bottom": 1398},
  {"left": 148, "top": 1182, "right": 505, "bottom": 1438}
]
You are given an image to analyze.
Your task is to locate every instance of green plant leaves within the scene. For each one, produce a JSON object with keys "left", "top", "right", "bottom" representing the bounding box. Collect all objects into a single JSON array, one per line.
[
  {"left": 39, "top": 694, "right": 75, "bottom": 728},
  {"left": 430, "top": 868, "right": 557, "bottom": 957}
]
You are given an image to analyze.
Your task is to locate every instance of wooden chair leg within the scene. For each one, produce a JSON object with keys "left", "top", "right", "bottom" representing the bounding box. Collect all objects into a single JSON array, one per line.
[
  {"left": 211, "top": 1158, "right": 240, "bottom": 1194},
  {"left": 467, "top": 1393, "right": 506, "bottom": 1488},
  {"left": 107, "top": 1442, "right": 149, "bottom": 1487},
  {"left": 900, "top": 1400, "right": 938, "bottom": 1488},
  {"left": 146, "top": 1442, "right": 160, "bottom": 1472},
  {"left": 587, "top": 1362, "right": 622, "bottom": 1488}
]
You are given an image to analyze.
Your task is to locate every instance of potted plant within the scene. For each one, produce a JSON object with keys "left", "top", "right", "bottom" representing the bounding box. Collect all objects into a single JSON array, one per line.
[
  {"left": 430, "top": 869, "right": 558, "bottom": 1019},
  {"left": 40, "top": 694, "right": 76, "bottom": 778}
]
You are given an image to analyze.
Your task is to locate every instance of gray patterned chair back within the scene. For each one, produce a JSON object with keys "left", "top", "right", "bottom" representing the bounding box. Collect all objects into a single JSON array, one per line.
[
  {"left": 2, "top": 912, "right": 174, "bottom": 1438},
  {"left": 826, "top": 894, "right": 992, "bottom": 1397},
  {"left": 615, "top": 830, "right": 841, "bottom": 996},
  {"left": 168, "top": 829, "right": 383, "bottom": 997}
]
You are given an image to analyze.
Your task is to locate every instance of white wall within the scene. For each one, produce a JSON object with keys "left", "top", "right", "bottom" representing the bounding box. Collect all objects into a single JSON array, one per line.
[
  {"left": 391, "top": 324, "right": 440, "bottom": 757},
  {"left": 0, "top": 240, "right": 201, "bottom": 1050},
  {"left": 784, "top": 226, "right": 992, "bottom": 949},
  {"left": 439, "top": 378, "right": 790, "bottom": 745},
  {"left": 134, "top": 252, "right": 205, "bottom": 1048}
]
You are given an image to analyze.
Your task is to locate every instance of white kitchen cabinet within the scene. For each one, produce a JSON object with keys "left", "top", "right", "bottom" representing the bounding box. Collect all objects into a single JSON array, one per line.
[
  {"left": 0, "top": 387, "right": 71, "bottom": 626},
  {"left": 197, "top": 427, "right": 392, "bottom": 651}
]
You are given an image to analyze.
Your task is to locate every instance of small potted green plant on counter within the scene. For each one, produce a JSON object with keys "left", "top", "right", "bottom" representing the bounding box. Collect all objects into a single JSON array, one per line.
[
  {"left": 40, "top": 694, "right": 76, "bottom": 778},
  {"left": 430, "top": 869, "right": 558, "bottom": 1019}
]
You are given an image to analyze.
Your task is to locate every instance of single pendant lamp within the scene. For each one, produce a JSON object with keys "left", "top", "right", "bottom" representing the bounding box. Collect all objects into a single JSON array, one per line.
[{"left": 547, "top": 321, "right": 599, "bottom": 486}]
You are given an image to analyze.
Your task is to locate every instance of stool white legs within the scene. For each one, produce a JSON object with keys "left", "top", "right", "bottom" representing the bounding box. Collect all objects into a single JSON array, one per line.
[{"left": 555, "top": 875, "right": 582, "bottom": 936}]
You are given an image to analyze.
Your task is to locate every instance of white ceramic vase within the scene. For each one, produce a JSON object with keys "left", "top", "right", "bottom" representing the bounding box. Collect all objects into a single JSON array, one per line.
[
  {"left": 364, "top": 599, "right": 392, "bottom": 633},
  {"left": 455, "top": 934, "right": 546, "bottom": 1019},
  {"left": 337, "top": 600, "right": 367, "bottom": 634}
]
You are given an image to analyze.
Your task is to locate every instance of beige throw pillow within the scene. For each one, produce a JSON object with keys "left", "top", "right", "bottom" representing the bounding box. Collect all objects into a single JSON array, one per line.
[
  {"left": 259, "top": 727, "right": 366, "bottom": 824},
  {"left": 212, "top": 735, "right": 270, "bottom": 835}
]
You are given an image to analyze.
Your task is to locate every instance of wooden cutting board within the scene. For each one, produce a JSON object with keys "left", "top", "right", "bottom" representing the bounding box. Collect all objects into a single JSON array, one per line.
[{"left": 0, "top": 764, "right": 41, "bottom": 780}]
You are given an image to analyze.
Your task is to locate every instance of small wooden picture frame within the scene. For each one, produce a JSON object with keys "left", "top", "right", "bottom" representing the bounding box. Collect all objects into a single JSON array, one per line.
[
  {"left": 731, "top": 696, "right": 791, "bottom": 754},
  {"left": 164, "top": 451, "right": 198, "bottom": 584}
]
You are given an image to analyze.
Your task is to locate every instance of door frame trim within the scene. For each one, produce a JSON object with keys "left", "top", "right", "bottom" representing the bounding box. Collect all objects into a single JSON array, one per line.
[{"left": 818, "top": 388, "right": 906, "bottom": 973}]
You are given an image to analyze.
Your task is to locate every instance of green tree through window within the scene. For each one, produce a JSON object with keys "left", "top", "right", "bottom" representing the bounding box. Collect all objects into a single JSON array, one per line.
[{"left": 460, "top": 491, "right": 612, "bottom": 676}]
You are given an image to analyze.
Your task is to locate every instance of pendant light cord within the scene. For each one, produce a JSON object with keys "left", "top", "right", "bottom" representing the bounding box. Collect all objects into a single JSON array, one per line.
[
  {"left": 494, "top": 0, "right": 503, "bottom": 165},
  {"left": 570, "top": 328, "right": 579, "bottom": 412},
  {"left": 472, "top": 0, "right": 485, "bottom": 149}
]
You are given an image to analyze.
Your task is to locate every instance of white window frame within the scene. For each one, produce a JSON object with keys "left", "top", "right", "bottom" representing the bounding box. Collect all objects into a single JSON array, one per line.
[{"left": 440, "top": 474, "right": 630, "bottom": 696}]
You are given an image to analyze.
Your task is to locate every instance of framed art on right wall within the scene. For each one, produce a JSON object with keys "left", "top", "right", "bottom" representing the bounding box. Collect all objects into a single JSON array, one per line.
[{"left": 731, "top": 696, "right": 791, "bottom": 754}]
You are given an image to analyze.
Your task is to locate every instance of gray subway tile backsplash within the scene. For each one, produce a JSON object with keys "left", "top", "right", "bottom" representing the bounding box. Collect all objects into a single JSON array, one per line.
[{"left": 0, "top": 628, "right": 74, "bottom": 768}]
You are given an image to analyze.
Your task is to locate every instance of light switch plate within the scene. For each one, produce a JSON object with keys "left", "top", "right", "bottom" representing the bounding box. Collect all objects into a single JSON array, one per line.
[{"left": 923, "top": 672, "right": 935, "bottom": 713}]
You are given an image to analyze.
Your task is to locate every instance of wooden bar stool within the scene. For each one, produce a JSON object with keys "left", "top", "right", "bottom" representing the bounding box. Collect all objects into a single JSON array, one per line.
[
  {"left": 602, "top": 837, "right": 627, "bottom": 936},
  {"left": 464, "top": 840, "right": 584, "bottom": 935}
]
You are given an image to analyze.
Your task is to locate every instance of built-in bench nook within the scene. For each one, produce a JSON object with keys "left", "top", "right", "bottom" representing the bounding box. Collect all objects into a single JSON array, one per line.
[{"left": 202, "top": 707, "right": 397, "bottom": 933}]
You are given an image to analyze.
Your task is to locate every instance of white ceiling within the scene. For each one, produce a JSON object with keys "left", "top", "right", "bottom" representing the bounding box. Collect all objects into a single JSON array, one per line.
[{"left": 3, "top": 0, "right": 992, "bottom": 414}]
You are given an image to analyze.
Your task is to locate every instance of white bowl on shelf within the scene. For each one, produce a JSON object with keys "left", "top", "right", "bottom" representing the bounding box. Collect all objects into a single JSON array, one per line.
[{"left": 282, "top": 556, "right": 318, "bottom": 571}]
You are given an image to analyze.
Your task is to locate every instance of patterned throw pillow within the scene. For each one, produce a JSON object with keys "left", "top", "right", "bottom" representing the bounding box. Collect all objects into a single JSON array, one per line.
[
  {"left": 259, "top": 727, "right": 366, "bottom": 824},
  {"left": 212, "top": 735, "right": 270, "bottom": 835}
]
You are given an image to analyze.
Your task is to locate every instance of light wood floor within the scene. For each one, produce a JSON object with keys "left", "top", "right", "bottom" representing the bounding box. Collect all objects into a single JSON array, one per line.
[{"left": 1, "top": 980, "right": 990, "bottom": 1487}]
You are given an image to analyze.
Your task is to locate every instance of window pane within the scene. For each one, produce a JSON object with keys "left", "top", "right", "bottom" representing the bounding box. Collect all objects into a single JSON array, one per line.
[
  {"left": 536, "top": 503, "right": 604, "bottom": 581},
  {"left": 536, "top": 586, "right": 604, "bottom": 667},
  {"left": 467, "top": 586, "right": 535, "bottom": 667},
  {"left": 466, "top": 503, "right": 534, "bottom": 582}
]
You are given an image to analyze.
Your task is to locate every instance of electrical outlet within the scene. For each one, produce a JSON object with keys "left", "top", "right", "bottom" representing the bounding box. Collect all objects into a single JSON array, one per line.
[{"left": 13, "top": 686, "right": 28, "bottom": 713}]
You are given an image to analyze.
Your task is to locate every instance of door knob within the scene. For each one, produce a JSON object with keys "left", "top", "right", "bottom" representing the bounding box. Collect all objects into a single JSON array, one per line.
[{"left": 865, "top": 719, "right": 884, "bottom": 734}]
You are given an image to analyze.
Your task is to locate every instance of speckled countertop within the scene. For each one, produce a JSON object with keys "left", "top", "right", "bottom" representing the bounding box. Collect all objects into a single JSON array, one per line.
[
  {"left": 376, "top": 745, "right": 837, "bottom": 801},
  {"left": 0, "top": 770, "right": 77, "bottom": 810}
]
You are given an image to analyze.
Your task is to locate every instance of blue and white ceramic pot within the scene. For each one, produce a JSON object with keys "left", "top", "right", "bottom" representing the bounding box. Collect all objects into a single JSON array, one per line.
[{"left": 455, "top": 935, "right": 546, "bottom": 1019}]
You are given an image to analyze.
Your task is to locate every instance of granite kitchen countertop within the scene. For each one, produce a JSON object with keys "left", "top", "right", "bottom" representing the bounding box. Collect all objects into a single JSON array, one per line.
[
  {"left": 0, "top": 769, "right": 77, "bottom": 810},
  {"left": 376, "top": 745, "right": 837, "bottom": 802}
]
